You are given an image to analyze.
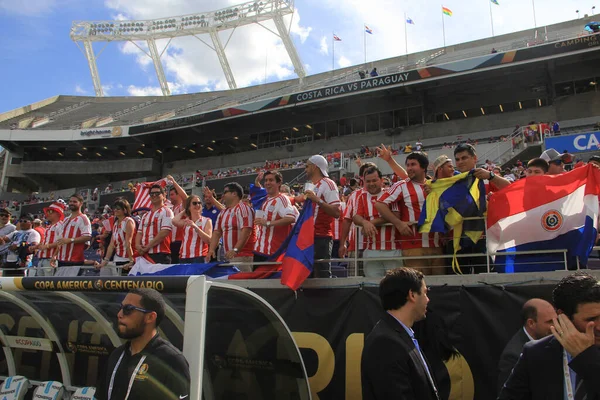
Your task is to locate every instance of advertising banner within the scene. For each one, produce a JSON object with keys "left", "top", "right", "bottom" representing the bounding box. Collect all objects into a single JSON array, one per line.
[{"left": 545, "top": 131, "right": 600, "bottom": 153}]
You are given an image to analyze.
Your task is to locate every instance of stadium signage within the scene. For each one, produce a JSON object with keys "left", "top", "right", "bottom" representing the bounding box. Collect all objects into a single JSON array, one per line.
[
  {"left": 80, "top": 126, "right": 123, "bottom": 138},
  {"left": 294, "top": 72, "right": 412, "bottom": 103},
  {"left": 17, "top": 276, "right": 190, "bottom": 292},
  {"left": 544, "top": 131, "right": 600, "bottom": 154},
  {"left": 554, "top": 34, "right": 600, "bottom": 49},
  {"left": 5, "top": 335, "right": 53, "bottom": 351}
]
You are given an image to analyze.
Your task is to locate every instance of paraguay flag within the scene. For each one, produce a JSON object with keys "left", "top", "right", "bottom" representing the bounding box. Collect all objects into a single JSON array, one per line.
[
  {"left": 365, "top": 25, "right": 373, "bottom": 34},
  {"left": 487, "top": 165, "right": 600, "bottom": 273}
]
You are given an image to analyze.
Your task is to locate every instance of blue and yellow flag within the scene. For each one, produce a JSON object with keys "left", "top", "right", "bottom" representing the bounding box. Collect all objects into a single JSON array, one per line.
[{"left": 418, "top": 171, "right": 486, "bottom": 273}]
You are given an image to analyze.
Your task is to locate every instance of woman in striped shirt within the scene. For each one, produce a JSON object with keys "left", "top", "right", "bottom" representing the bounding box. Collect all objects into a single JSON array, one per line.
[
  {"left": 173, "top": 195, "right": 212, "bottom": 264},
  {"left": 100, "top": 199, "right": 135, "bottom": 275}
]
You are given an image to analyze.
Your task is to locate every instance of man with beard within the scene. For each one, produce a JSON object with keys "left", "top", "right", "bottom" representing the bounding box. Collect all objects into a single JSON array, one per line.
[
  {"left": 362, "top": 267, "right": 440, "bottom": 400},
  {"left": 53, "top": 194, "right": 92, "bottom": 268},
  {"left": 97, "top": 288, "right": 190, "bottom": 400}
]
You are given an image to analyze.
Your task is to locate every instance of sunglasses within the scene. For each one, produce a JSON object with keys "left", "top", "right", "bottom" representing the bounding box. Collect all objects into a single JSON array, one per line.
[
  {"left": 19, "top": 219, "right": 31, "bottom": 223},
  {"left": 119, "top": 304, "right": 152, "bottom": 316},
  {"left": 191, "top": 201, "right": 202, "bottom": 206},
  {"left": 149, "top": 192, "right": 162, "bottom": 197},
  {"left": 0, "top": 215, "right": 9, "bottom": 218}
]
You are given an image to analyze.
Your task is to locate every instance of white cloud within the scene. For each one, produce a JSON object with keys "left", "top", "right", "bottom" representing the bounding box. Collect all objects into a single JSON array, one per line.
[
  {"left": 74, "top": 85, "right": 88, "bottom": 95},
  {"left": 103, "top": 0, "right": 313, "bottom": 92},
  {"left": 338, "top": 55, "right": 351, "bottom": 68},
  {"left": 127, "top": 85, "right": 163, "bottom": 96},
  {"left": 101, "top": 84, "right": 113, "bottom": 95},
  {"left": 319, "top": 36, "right": 328, "bottom": 55},
  {"left": 127, "top": 82, "right": 184, "bottom": 96}
]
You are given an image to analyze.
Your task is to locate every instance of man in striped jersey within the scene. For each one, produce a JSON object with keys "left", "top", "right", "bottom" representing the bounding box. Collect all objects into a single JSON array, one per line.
[
  {"left": 54, "top": 194, "right": 92, "bottom": 268},
  {"left": 135, "top": 185, "right": 174, "bottom": 264},
  {"left": 303, "top": 155, "right": 341, "bottom": 278},
  {"left": 253, "top": 171, "right": 297, "bottom": 262},
  {"left": 32, "top": 201, "right": 65, "bottom": 276},
  {"left": 376, "top": 152, "right": 445, "bottom": 275},
  {"left": 208, "top": 182, "right": 256, "bottom": 271},
  {"left": 354, "top": 166, "right": 402, "bottom": 278},
  {"left": 167, "top": 175, "right": 188, "bottom": 264}
]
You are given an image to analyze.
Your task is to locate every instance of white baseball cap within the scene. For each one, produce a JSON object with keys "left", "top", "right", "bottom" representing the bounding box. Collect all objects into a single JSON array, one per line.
[{"left": 308, "top": 155, "right": 329, "bottom": 177}]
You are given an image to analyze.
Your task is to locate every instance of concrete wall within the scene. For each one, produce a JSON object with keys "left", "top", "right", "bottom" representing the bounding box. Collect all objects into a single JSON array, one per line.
[{"left": 12, "top": 158, "right": 159, "bottom": 176}]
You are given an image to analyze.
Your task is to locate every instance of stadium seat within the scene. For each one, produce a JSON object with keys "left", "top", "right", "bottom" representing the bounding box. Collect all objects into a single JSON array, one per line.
[
  {"left": 0, "top": 375, "right": 30, "bottom": 400},
  {"left": 32, "top": 381, "right": 65, "bottom": 400},
  {"left": 70, "top": 386, "right": 96, "bottom": 399}
]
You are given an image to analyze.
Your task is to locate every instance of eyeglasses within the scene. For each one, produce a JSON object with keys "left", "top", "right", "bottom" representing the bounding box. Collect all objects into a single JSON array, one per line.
[
  {"left": 191, "top": 201, "right": 202, "bottom": 206},
  {"left": 149, "top": 192, "right": 162, "bottom": 197},
  {"left": 119, "top": 304, "right": 152, "bottom": 316}
]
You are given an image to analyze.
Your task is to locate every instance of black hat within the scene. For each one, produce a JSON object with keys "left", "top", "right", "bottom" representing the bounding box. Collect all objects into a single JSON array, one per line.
[{"left": 19, "top": 213, "right": 34, "bottom": 222}]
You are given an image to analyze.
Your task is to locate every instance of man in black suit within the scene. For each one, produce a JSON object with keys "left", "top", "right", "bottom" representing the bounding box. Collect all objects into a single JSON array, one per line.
[
  {"left": 497, "top": 298, "right": 557, "bottom": 393},
  {"left": 498, "top": 272, "right": 600, "bottom": 400},
  {"left": 361, "top": 267, "right": 441, "bottom": 400}
]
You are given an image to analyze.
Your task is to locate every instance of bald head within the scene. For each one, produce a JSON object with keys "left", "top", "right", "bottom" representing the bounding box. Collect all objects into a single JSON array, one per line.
[{"left": 521, "top": 298, "right": 557, "bottom": 340}]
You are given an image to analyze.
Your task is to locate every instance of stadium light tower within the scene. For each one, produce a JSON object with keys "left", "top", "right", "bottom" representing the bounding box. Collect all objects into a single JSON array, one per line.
[{"left": 70, "top": 0, "right": 305, "bottom": 96}]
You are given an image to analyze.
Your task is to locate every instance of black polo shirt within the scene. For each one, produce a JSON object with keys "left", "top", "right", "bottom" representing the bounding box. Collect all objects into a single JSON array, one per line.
[{"left": 97, "top": 334, "right": 190, "bottom": 400}]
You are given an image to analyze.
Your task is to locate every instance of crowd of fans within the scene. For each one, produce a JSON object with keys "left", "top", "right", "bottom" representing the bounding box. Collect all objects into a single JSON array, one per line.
[{"left": 0, "top": 139, "right": 597, "bottom": 279}]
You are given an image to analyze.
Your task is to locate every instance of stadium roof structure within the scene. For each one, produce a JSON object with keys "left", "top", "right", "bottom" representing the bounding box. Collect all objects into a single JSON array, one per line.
[{"left": 70, "top": 0, "right": 305, "bottom": 96}]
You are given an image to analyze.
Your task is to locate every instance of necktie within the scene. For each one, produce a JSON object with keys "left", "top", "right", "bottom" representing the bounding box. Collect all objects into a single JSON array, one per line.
[
  {"left": 574, "top": 375, "right": 586, "bottom": 400},
  {"left": 412, "top": 337, "right": 440, "bottom": 400}
]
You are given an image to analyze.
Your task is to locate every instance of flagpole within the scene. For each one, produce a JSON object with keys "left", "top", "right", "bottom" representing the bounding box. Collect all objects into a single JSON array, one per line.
[
  {"left": 489, "top": 0, "right": 495, "bottom": 36},
  {"left": 332, "top": 32, "right": 335, "bottom": 71},
  {"left": 404, "top": 13, "right": 409, "bottom": 56},
  {"left": 532, "top": 0, "right": 537, "bottom": 27},
  {"left": 364, "top": 23, "right": 367, "bottom": 64},
  {"left": 442, "top": 6, "right": 446, "bottom": 47}
]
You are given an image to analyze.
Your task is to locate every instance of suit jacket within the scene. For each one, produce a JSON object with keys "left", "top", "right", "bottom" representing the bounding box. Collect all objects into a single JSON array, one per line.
[
  {"left": 498, "top": 335, "right": 600, "bottom": 400},
  {"left": 497, "top": 328, "right": 530, "bottom": 394},
  {"left": 361, "top": 313, "right": 441, "bottom": 400}
]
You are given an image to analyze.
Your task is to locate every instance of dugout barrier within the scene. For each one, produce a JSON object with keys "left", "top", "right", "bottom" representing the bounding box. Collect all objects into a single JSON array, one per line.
[{"left": 0, "top": 275, "right": 311, "bottom": 400}]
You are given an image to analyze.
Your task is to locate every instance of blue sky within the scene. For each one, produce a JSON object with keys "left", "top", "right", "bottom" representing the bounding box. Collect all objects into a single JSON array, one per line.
[{"left": 0, "top": 0, "right": 597, "bottom": 114}]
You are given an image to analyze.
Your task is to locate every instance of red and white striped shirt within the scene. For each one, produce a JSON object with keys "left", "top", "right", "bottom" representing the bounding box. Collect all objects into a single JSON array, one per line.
[
  {"left": 180, "top": 217, "right": 210, "bottom": 259},
  {"left": 254, "top": 194, "right": 297, "bottom": 256},
  {"left": 112, "top": 217, "right": 135, "bottom": 259},
  {"left": 344, "top": 189, "right": 365, "bottom": 251},
  {"left": 356, "top": 191, "right": 399, "bottom": 250},
  {"left": 378, "top": 179, "right": 440, "bottom": 250},
  {"left": 38, "top": 221, "right": 63, "bottom": 259},
  {"left": 139, "top": 206, "right": 174, "bottom": 254},
  {"left": 57, "top": 214, "right": 92, "bottom": 262},
  {"left": 215, "top": 202, "right": 256, "bottom": 257},
  {"left": 313, "top": 177, "right": 341, "bottom": 238},
  {"left": 171, "top": 202, "right": 185, "bottom": 242},
  {"left": 331, "top": 202, "right": 346, "bottom": 241}
]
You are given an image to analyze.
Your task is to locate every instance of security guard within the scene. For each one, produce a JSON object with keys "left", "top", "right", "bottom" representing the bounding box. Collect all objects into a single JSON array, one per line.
[{"left": 97, "top": 288, "right": 190, "bottom": 400}]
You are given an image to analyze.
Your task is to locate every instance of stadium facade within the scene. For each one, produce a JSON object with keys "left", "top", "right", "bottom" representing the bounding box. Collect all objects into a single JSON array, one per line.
[{"left": 0, "top": 17, "right": 599, "bottom": 194}]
